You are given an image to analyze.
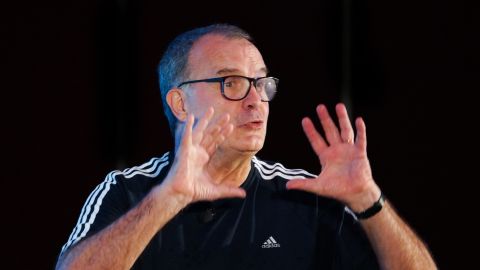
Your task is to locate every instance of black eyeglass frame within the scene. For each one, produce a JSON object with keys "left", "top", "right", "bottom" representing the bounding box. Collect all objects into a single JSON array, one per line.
[{"left": 177, "top": 75, "right": 279, "bottom": 101}]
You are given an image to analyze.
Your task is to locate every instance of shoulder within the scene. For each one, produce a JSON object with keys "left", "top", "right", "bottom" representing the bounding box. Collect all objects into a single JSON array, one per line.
[
  {"left": 109, "top": 152, "right": 171, "bottom": 185},
  {"left": 252, "top": 156, "right": 317, "bottom": 181}
]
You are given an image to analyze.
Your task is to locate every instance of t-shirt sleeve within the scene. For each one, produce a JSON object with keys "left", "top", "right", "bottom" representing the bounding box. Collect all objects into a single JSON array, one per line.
[
  {"left": 58, "top": 171, "right": 130, "bottom": 257},
  {"left": 332, "top": 207, "right": 380, "bottom": 269}
]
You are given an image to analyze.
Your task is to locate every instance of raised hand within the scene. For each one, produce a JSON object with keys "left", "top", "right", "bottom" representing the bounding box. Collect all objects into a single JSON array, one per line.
[
  {"left": 286, "top": 103, "right": 381, "bottom": 211},
  {"left": 163, "top": 107, "right": 246, "bottom": 205}
]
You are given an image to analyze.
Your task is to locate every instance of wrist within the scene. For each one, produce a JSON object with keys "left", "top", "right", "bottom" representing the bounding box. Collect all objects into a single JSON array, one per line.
[
  {"left": 154, "top": 182, "right": 192, "bottom": 210},
  {"left": 347, "top": 185, "right": 382, "bottom": 212},
  {"left": 351, "top": 192, "right": 386, "bottom": 220}
]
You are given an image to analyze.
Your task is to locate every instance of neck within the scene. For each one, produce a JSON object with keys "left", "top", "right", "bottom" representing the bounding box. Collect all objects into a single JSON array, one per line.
[
  {"left": 207, "top": 148, "right": 254, "bottom": 187},
  {"left": 173, "top": 132, "right": 254, "bottom": 187}
]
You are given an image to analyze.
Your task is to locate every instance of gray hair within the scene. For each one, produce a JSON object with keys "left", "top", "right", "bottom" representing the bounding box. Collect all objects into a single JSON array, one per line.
[{"left": 157, "top": 24, "right": 253, "bottom": 136}]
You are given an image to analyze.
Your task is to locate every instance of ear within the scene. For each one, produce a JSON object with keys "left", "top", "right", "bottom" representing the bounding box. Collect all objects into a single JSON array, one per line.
[{"left": 166, "top": 88, "right": 188, "bottom": 122}]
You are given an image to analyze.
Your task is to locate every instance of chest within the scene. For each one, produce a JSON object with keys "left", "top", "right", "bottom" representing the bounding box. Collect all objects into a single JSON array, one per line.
[{"left": 134, "top": 189, "right": 338, "bottom": 270}]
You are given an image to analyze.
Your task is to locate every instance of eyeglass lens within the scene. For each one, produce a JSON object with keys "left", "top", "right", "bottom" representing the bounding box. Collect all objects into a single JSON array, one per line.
[{"left": 223, "top": 76, "right": 277, "bottom": 101}]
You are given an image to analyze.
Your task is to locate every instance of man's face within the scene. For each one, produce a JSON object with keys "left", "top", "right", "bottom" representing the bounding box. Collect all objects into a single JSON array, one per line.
[{"left": 183, "top": 34, "right": 269, "bottom": 155}]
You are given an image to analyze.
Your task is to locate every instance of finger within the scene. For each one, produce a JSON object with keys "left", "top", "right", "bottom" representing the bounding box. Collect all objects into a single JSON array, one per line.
[
  {"left": 202, "top": 114, "right": 231, "bottom": 151},
  {"left": 355, "top": 117, "right": 367, "bottom": 151},
  {"left": 213, "top": 186, "right": 246, "bottom": 200},
  {"left": 206, "top": 123, "right": 233, "bottom": 155},
  {"left": 286, "top": 178, "right": 325, "bottom": 195},
  {"left": 214, "top": 114, "right": 233, "bottom": 141},
  {"left": 201, "top": 126, "right": 221, "bottom": 149},
  {"left": 206, "top": 140, "right": 219, "bottom": 156},
  {"left": 179, "top": 114, "right": 195, "bottom": 151},
  {"left": 221, "top": 122, "right": 234, "bottom": 137},
  {"left": 206, "top": 134, "right": 222, "bottom": 156},
  {"left": 317, "top": 104, "right": 342, "bottom": 145},
  {"left": 336, "top": 103, "right": 354, "bottom": 144},
  {"left": 302, "top": 117, "right": 327, "bottom": 156},
  {"left": 203, "top": 113, "right": 229, "bottom": 139},
  {"left": 212, "top": 113, "right": 231, "bottom": 135},
  {"left": 193, "top": 107, "right": 214, "bottom": 144}
]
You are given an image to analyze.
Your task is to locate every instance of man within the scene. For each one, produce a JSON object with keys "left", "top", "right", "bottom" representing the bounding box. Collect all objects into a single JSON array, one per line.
[{"left": 56, "top": 24, "right": 437, "bottom": 269}]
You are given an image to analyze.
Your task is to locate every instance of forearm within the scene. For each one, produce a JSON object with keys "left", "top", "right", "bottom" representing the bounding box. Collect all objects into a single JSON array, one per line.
[
  {"left": 56, "top": 184, "right": 188, "bottom": 270},
  {"left": 360, "top": 202, "right": 437, "bottom": 270}
]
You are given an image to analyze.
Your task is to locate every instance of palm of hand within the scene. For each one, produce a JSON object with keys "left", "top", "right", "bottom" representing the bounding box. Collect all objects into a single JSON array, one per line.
[
  {"left": 287, "top": 104, "right": 377, "bottom": 206},
  {"left": 315, "top": 143, "right": 373, "bottom": 202},
  {"left": 165, "top": 108, "right": 246, "bottom": 204}
]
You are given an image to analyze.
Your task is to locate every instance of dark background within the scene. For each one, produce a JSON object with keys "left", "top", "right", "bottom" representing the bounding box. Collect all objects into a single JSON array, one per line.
[{"left": 2, "top": 0, "right": 478, "bottom": 269}]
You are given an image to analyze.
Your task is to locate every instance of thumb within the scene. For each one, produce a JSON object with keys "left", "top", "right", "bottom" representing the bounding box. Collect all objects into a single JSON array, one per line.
[
  {"left": 214, "top": 186, "right": 247, "bottom": 200},
  {"left": 286, "top": 178, "right": 322, "bottom": 194}
]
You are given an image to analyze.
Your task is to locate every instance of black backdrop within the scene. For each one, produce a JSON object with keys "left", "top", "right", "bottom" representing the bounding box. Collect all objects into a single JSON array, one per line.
[{"left": 2, "top": 0, "right": 478, "bottom": 269}]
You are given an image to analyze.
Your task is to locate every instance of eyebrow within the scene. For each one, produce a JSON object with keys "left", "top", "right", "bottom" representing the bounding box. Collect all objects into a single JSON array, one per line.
[{"left": 216, "top": 67, "right": 269, "bottom": 76}]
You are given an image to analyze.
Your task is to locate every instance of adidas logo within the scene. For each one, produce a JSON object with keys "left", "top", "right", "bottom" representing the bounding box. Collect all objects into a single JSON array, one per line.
[{"left": 261, "top": 236, "right": 280, "bottom": 248}]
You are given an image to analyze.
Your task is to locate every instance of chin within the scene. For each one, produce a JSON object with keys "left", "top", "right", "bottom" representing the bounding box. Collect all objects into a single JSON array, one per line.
[
  {"left": 225, "top": 130, "right": 266, "bottom": 153},
  {"left": 238, "top": 140, "right": 265, "bottom": 153},
  {"left": 221, "top": 139, "right": 263, "bottom": 155}
]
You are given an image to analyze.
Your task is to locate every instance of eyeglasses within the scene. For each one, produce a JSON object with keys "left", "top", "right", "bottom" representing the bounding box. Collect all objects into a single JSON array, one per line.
[{"left": 177, "top": 75, "right": 279, "bottom": 101}]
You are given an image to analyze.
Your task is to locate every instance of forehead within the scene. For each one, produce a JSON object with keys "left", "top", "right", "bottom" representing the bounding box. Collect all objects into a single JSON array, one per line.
[{"left": 186, "top": 34, "right": 267, "bottom": 78}]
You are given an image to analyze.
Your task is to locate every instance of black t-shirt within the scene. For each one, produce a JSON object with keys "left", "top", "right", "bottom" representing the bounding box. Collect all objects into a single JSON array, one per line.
[{"left": 59, "top": 152, "right": 379, "bottom": 269}]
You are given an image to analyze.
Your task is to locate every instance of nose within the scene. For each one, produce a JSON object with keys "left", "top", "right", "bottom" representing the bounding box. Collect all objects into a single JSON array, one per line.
[{"left": 242, "top": 83, "right": 262, "bottom": 109}]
